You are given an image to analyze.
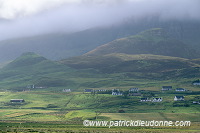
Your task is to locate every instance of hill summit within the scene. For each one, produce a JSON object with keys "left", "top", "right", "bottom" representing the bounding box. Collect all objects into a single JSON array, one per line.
[
  {"left": 85, "top": 28, "right": 199, "bottom": 59},
  {"left": 4, "top": 52, "right": 47, "bottom": 69}
]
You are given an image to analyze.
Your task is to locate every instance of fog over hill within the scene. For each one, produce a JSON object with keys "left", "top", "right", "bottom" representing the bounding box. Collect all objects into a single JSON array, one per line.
[
  {"left": 0, "top": 0, "right": 199, "bottom": 62},
  {"left": 0, "top": 0, "right": 199, "bottom": 40}
]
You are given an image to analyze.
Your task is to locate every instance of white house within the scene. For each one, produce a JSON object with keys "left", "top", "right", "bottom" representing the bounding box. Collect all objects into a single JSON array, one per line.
[
  {"left": 193, "top": 101, "right": 200, "bottom": 104},
  {"left": 112, "top": 89, "right": 123, "bottom": 95},
  {"left": 129, "top": 88, "right": 139, "bottom": 92},
  {"left": 152, "top": 98, "right": 162, "bottom": 102},
  {"left": 174, "top": 96, "right": 184, "bottom": 101},
  {"left": 193, "top": 79, "right": 200, "bottom": 85},
  {"left": 63, "top": 89, "right": 71, "bottom": 92},
  {"left": 193, "top": 82, "right": 200, "bottom": 85},
  {"left": 112, "top": 92, "right": 123, "bottom": 95}
]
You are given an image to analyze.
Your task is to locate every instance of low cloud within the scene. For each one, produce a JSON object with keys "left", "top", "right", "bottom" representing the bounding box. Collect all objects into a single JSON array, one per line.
[{"left": 0, "top": 0, "right": 199, "bottom": 41}]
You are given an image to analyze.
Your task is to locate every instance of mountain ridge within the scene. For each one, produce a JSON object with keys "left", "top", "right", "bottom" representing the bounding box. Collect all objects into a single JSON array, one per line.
[
  {"left": 0, "top": 19, "right": 200, "bottom": 63},
  {"left": 85, "top": 28, "right": 199, "bottom": 59},
  {"left": 1, "top": 26, "right": 200, "bottom": 89}
]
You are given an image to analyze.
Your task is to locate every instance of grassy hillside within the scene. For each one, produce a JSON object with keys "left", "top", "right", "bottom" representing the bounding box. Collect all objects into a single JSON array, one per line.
[
  {"left": 1, "top": 52, "right": 200, "bottom": 91},
  {"left": 61, "top": 53, "right": 200, "bottom": 80},
  {"left": 0, "top": 52, "right": 79, "bottom": 89},
  {"left": 86, "top": 28, "right": 199, "bottom": 59},
  {"left": 1, "top": 51, "right": 200, "bottom": 91},
  {"left": 4, "top": 52, "right": 47, "bottom": 69},
  {"left": 0, "top": 52, "right": 125, "bottom": 90}
]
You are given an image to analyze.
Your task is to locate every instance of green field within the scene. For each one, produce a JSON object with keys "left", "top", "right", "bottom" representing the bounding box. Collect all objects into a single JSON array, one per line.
[{"left": 0, "top": 90, "right": 199, "bottom": 132}]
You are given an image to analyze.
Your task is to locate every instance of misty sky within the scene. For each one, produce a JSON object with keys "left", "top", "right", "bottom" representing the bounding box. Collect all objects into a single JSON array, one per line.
[{"left": 0, "top": 0, "right": 199, "bottom": 41}]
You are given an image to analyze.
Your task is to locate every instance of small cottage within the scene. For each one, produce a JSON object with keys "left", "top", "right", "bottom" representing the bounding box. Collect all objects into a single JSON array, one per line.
[
  {"left": 152, "top": 98, "right": 162, "bottom": 102},
  {"left": 193, "top": 83, "right": 200, "bottom": 85},
  {"left": 112, "top": 89, "right": 123, "bottom": 95},
  {"left": 112, "top": 92, "right": 123, "bottom": 95},
  {"left": 192, "top": 79, "right": 200, "bottom": 85},
  {"left": 63, "top": 89, "right": 71, "bottom": 92},
  {"left": 174, "top": 96, "right": 184, "bottom": 101},
  {"left": 193, "top": 101, "right": 200, "bottom": 104},
  {"left": 193, "top": 82, "right": 200, "bottom": 85},
  {"left": 10, "top": 99, "right": 25, "bottom": 103},
  {"left": 129, "top": 88, "right": 139, "bottom": 92}
]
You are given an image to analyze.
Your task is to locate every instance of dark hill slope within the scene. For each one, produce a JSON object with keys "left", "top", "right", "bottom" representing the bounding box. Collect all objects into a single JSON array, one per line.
[
  {"left": 61, "top": 53, "right": 199, "bottom": 74},
  {"left": 85, "top": 28, "right": 199, "bottom": 59}
]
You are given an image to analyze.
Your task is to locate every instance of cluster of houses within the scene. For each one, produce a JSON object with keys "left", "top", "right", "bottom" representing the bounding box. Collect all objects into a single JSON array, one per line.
[
  {"left": 10, "top": 81, "right": 199, "bottom": 104},
  {"left": 111, "top": 88, "right": 142, "bottom": 96},
  {"left": 140, "top": 86, "right": 186, "bottom": 102},
  {"left": 140, "top": 97, "right": 163, "bottom": 102},
  {"left": 140, "top": 96, "right": 185, "bottom": 102},
  {"left": 83, "top": 87, "right": 189, "bottom": 102}
]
